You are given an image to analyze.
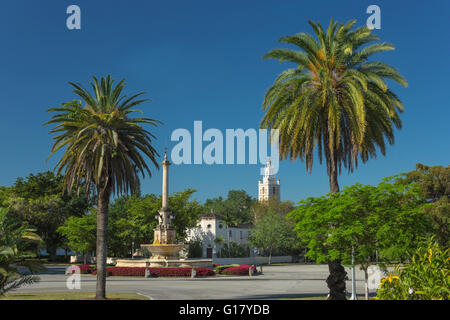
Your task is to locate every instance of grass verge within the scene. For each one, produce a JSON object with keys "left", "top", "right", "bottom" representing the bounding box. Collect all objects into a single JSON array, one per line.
[{"left": 0, "top": 292, "right": 149, "bottom": 300}]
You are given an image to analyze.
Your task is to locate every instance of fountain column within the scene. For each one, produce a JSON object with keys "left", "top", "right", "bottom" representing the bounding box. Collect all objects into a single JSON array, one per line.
[
  {"left": 154, "top": 152, "right": 176, "bottom": 245},
  {"left": 161, "top": 153, "right": 170, "bottom": 211}
]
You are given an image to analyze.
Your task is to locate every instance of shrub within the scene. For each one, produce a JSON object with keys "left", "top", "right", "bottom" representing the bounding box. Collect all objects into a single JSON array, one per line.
[
  {"left": 215, "top": 264, "right": 239, "bottom": 274},
  {"left": 375, "top": 241, "right": 449, "bottom": 300},
  {"left": 187, "top": 239, "right": 203, "bottom": 258},
  {"left": 221, "top": 264, "right": 257, "bottom": 276},
  {"left": 90, "top": 267, "right": 215, "bottom": 277},
  {"left": 217, "top": 241, "right": 249, "bottom": 258},
  {"left": 73, "top": 264, "right": 95, "bottom": 274}
]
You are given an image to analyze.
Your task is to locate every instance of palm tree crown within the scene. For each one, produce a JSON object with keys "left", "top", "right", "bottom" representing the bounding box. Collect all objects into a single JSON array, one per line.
[
  {"left": 44, "top": 75, "right": 161, "bottom": 197},
  {"left": 261, "top": 19, "right": 407, "bottom": 192}
]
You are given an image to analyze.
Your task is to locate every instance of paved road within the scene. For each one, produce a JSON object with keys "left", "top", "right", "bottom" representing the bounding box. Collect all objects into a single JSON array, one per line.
[{"left": 13, "top": 264, "right": 382, "bottom": 299}]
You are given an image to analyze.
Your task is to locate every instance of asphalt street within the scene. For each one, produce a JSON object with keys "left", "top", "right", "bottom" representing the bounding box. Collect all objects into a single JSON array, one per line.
[{"left": 10, "top": 264, "right": 386, "bottom": 299}]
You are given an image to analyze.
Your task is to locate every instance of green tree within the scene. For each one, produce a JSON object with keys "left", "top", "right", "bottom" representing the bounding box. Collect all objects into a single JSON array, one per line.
[
  {"left": 249, "top": 211, "right": 300, "bottom": 264},
  {"left": 57, "top": 211, "right": 97, "bottom": 264},
  {"left": 204, "top": 190, "right": 255, "bottom": 225},
  {"left": 44, "top": 75, "right": 160, "bottom": 299},
  {"left": 186, "top": 239, "right": 203, "bottom": 258},
  {"left": 5, "top": 171, "right": 89, "bottom": 260},
  {"left": 287, "top": 176, "right": 431, "bottom": 299},
  {"left": 260, "top": 19, "right": 407, "bottom": 299},
  {"left": 217, "top": 241, "right": 249, "bottom": 258},
  {"left": 0, "top": 208, "right": 44, "bottom": 295},
  {"left": 401, "top": 164, "right": 449, "bottom": 247},
  {"left": 251, "top": 198, "right": 295, "bottom": 223},
  {"left": 225, "top": 190, "right": 254, "bottom": 225},
  {"left": 109, "top": 194, "right": 159, "bottom": 258},
  {"left": 0, "top": 186, "right": 12, "bottom": 207}
]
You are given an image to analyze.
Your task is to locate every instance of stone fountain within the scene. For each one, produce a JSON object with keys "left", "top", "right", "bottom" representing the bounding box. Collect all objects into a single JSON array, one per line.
[{"left": 115, "top": 152, "right": 212, "bottom": 268}]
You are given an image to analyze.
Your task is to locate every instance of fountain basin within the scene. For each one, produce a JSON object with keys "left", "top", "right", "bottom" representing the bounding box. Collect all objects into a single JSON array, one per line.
[
  {"left": 140, "top": 244, "right": 185, "bottom": 260},
  {"left": 114, "top": 258, "right": 213, "bottom": 268},
  {"left": 115, "top": 244, "right": 212, "bottom": 268}
]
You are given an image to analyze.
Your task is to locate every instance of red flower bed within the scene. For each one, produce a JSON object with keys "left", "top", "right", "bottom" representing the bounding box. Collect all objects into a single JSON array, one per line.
[
  {"left": 221, "top": 264, "right": 257, "bottom": 276},
  {"left": 90, "top": 267, "right": 215, "bottom": 277},
  {"left": 73, "top": 264, "right": 95, "bottom": 274}
]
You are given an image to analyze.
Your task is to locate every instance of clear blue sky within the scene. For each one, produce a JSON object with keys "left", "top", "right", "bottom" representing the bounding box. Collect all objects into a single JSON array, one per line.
[{"left": 1, "top": 0, "right": 449, "bottom": 203}]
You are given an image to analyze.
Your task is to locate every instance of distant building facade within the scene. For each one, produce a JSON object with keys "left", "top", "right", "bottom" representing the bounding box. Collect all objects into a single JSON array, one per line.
[{"left": 185, "top": 213, "right": 252, "bottom": 259}]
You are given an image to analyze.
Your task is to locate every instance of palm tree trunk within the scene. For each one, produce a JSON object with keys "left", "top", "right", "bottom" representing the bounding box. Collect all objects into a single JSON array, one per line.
[
  {"left": 325, "top": 145, "right": 347, "bottom": 300},
  {"left": 328, "top": 141, "right": 340, "bottom": 194},
  {"left": 95, "top": 187, "right": 110, "bottom": 299},
  {"left": 326, "top": 260, "right": 347, "bottom": 300}
]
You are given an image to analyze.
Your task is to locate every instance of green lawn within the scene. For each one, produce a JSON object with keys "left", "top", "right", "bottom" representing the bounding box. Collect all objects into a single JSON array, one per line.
[{"left": 0, "top": 292, "right": 149, "bottom": 300}]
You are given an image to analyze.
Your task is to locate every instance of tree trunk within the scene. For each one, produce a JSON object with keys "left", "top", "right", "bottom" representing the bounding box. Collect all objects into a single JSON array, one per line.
[
  {"left": 95, "top": 188, "right": 110, "bottom": 299},
  {"left": 325, "top": 145, "right": 347, "bottom": 300},
  {"left": 328, "top": 148, "right": 340, "bottom": 194},
  {"left": 326, "top": 260, "right": 347, "bottom": 300},
  {"left": 226, "top": 226, "right": 231, "bottom": 257},
  {"left": 47, "top": 243, "right": 58, "bottom": 262},
  {"left": 363, "top": 267, "right": 369, "bottom": 300}
]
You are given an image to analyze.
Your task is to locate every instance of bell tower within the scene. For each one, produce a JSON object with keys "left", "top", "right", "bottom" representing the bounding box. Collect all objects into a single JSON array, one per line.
[{"left": 258, "top": 158, "right": 280, "bottom": 201}]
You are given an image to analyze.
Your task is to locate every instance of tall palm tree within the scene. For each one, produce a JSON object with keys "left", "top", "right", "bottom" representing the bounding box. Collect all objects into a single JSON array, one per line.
[
  {"left": 261, "top": 19, "right": 407, "bottom": 299},
  {"left": 44, "top": 75, "right": 160, "bottom": 299}
]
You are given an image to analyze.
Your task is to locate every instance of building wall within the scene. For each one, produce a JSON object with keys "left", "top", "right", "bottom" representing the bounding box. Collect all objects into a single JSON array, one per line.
[
  {"left": 186, "top": 217, "right": 252, "bottom": 258},
  {"left": 213, "top": 255, "right": 294, "bottom": 265}
]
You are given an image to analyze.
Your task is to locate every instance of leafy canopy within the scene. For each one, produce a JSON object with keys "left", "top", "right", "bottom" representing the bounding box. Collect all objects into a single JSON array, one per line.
[{"left": 287, "top": 175, "right": 431, "bottom": 264}]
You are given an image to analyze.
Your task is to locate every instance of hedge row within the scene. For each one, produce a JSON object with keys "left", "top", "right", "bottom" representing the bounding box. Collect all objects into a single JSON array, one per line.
[
  {"left": 73, "top": 265, "right": 215, "bottom": 277},
  {"left": 73, "top": 264, "right": 256, "bottom": 276},
  {"left": 72, "top": 264, "right": 96, "bottom": 274},
  {"left": 220, "top": 264, "right": 257, "bottom": 276},
  {"left": 215, "top": 264, "right": 240, "bottom": 274}
]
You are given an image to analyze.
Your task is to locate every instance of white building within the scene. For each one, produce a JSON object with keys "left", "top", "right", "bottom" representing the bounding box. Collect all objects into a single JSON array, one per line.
[
  {"left": 186, "top": 160, "right": 282, "bottom": 259},
  {"left": 258, "top": 158, "right": 280, "bottom": 201},
  {"left": 186, "top": 213, "right": 253, "bottom": 258}
]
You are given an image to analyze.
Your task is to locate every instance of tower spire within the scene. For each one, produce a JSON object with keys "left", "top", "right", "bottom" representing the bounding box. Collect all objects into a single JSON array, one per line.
[{"left": 258, "top": 158, "right": 280, "bottom": 201}]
